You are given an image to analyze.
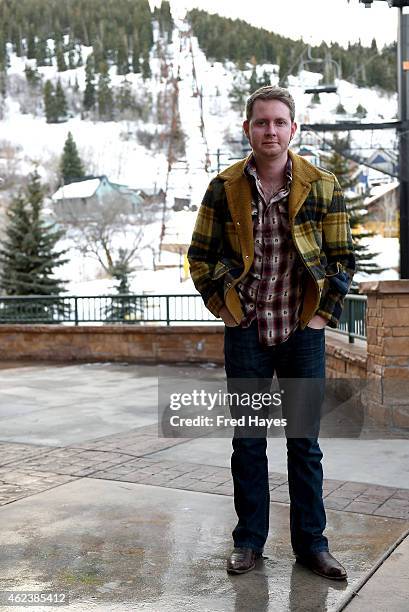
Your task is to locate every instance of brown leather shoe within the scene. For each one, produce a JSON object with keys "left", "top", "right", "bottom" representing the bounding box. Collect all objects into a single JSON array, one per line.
[
  {"left": 296, "top": 551, "right": 347, "bottom": 580},
  {"left": 226, "top": 547, "right": 261, "bottom": 574}
]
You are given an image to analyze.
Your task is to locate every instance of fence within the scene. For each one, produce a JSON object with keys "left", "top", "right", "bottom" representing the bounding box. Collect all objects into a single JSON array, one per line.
[
  {"left": 0, "top": 293, "right": 366, "bottom": 340},
  {"left": 337, "top": 294, "right": 367, "bottom": 342}
]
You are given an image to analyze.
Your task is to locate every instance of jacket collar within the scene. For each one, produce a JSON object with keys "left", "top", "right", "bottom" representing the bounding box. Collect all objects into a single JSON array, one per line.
[
  {"left": 217, "top": 149, "right": 323, "bottom": 219},
  {"left": 218, "top": 149, "right": 322, "bottom": 183}
]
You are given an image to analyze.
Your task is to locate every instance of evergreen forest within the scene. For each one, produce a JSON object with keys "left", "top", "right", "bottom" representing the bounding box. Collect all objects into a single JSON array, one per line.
[{"left": 188, "top": 9, "right": 397, "bottom": 92}]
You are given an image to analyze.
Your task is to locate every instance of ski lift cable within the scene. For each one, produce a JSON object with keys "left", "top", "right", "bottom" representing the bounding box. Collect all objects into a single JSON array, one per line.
[
  {"left": 278, "top": 43, "right": 312, "bottom": 88},
  {"left": 302, "top": 44, "right": 342, "bottom": 81},
  {"left": 298, "top": 130, "right": 398, "bottom": 178}
]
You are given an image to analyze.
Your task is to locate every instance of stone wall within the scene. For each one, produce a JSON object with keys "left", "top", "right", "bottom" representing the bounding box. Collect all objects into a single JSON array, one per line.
[
  {"left": 0, "top": 325, "right": 225, "bottom": 365},
  {"left": 325, "top": 333, "right": 367, "bottom": 379},
  {"left": 0, "top": 323, "right": 364, "bottom": 377},
  {"left": 360, "top": 280, "right": 409, "bottom": 429}
]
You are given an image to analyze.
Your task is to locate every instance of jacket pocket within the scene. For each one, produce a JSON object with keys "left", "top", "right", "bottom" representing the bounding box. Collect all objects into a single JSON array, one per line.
[{"left": 212, "top": 257, "right": 243, "bottom": 281}]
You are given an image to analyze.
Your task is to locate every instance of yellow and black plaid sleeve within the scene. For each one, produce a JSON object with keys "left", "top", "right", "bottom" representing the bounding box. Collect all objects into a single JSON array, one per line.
[
  {"left": 187, "top": 179, "right": 225, "bottom": 317},
  {"left": 318, "top": 178, "right": 356, "bottom": 327}
]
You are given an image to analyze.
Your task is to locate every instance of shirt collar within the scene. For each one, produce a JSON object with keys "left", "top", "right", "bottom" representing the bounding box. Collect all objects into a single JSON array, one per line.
[{"left": 245, "top": 154, "right": 293, "bottom": 184}]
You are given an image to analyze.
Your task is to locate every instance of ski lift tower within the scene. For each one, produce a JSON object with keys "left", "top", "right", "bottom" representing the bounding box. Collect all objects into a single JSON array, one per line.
[{"left": 355, "top": 0, "right": 409, "bottom": 277}]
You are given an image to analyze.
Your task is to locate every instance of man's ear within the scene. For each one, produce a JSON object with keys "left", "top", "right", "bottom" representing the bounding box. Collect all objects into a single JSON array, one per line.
[
  {"left": 290, "top": 121, "right": 298, "bottom": 140},
  {"left": 243, "top": 120, "right": 249, "bottom": 138}
]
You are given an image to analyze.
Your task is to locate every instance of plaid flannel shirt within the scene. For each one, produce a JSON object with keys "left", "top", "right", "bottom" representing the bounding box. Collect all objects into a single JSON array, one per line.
[{"left": 237, "top": 156, "right": 305, "bottom": 345}]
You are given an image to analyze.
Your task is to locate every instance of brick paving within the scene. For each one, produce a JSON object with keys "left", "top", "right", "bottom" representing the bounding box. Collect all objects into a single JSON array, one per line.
[
  {"left": 74, "top": 423, "right": 193, "bottom": 455},
  {"left": 0, "top": 467, "right": 75, "bottom": 506},
  {"left": 1, "top": 430, "right": 408, "bottom": 520},
  {"left": 0, "top": 441, "right": 51, "bottom": 466}
]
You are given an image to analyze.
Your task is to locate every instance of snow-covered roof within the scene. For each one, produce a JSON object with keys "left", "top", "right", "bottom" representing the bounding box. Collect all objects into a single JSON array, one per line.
[
  {"left": 52, "top": 178, "right": 101, "bottom": 201},
  {"left": 365, "top": 182, "right": 399, "bottom": 206}
]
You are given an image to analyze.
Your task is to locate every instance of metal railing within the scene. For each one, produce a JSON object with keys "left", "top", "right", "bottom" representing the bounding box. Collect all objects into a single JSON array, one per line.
[
  {"left": 0, "top": 294, "right": 219, "bottom": 326},
  {"left": 0, "top": 293, "right": 367, "bottom": 340},
  {"left": 337, "top": 294, "right": 367, "bottom": 343}
]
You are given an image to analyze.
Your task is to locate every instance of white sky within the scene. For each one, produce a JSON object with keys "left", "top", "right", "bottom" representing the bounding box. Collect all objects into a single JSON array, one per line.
[{"left": 161, "top": 0, "right": 401, "bottom": 49}]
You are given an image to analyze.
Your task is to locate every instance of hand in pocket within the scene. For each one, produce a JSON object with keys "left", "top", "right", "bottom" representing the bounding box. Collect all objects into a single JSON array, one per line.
[
  {"left": 307, "top": 314, "right": 328, "bottom": 329},
  {"left": 220, "top": 305, "right": 239, "bottom": 327}
]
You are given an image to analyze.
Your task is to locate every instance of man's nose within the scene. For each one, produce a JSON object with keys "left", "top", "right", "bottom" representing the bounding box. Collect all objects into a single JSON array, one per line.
[{"left": 265, "top": 121, "right": 277, "bottom": 134}]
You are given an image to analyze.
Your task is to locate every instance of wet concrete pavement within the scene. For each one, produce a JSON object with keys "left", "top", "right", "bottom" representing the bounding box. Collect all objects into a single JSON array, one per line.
[{"left": 0, "top": 362, "right": 408, "bottom": 611}]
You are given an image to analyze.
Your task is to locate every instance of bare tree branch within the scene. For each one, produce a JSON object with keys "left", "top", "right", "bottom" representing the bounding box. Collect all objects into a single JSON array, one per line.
[{"left": 63, "top": 191, "right": 145, "bottom": 276}]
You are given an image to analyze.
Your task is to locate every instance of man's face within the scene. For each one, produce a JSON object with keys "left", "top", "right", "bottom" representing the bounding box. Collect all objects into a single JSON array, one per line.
[{"left": 243, "top": 99, "right": 297, "bottom": 161}]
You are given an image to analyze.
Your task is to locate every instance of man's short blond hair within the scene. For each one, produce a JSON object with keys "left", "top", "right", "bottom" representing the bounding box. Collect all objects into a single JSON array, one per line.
[{"left": 246, "top": 85, "right": 295, "bottom": 122}]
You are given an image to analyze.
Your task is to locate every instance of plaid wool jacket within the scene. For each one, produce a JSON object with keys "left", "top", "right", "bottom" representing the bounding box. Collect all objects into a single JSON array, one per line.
[{"left": 187, "top": 149, "right": 356, "bottom": 329}]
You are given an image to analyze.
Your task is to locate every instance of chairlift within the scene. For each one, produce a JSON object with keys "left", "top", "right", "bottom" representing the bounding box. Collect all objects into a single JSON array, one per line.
[
  {"left": 304, "top": 85, "right": 337, "bottom": 94},
  {"left": 300, "top": 45, "right": 341, "bottom": 96}
]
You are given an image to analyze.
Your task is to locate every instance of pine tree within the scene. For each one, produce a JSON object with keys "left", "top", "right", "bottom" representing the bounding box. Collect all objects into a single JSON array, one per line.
[
  {"left": 93, "top": 38, "right": 105, "bottom": 73},
  {"left": 104, "top": 249, "right": 142, "bottom": 323},
  {"left": 68, "top": 47, "right": 76, "bottom": 70},
  {"left": 26, "top": 30, "right": 36, "bottom": 59},
  {"left": 60, "top": 132, "right": 85, "bottom": 185},
  {"left": 76, "top": 46, "right": 83, "bottom": 67},
  {"left": 43, "top": 80, "right": 58, "bottom": 123},
  {"left": 25, "top": 64, "right": 41, "bottom": 87},
  {"left": 97, "top": 63, "right": 114, "bottom": 120},
  {"left": 83, "top": 54, "right": 96, "bottom": 111},
  {"left": 324, "top": 136, "right": 384, "bottom": 284},
  {"left": 0, "top": 31, "right": 8, "bottom": 71},
  {"left": 249, "top": 68, "right": 270, "bottom": 94},
  {"left": 132, "top": 34, "right": 141, "bottom": 73},
  {"left": 355, "top": 104, "right": 367, "bottom": 119},
  {"left": 0, "top": 71, "right": 6, "bottom": 105},
  {"left": 55, "top": 43, "right": 67, "bottom": 72},
  {"left": 55, "top": 79, "right": 68, "bottom": 121},
  {"left": 116, "top": 34, "right": 130, "bottom": 75},
  {"left": 35, "top": 38, "right": 49, "bottom": 66},
  {"left": 141, "top": 52, "right": 151, "bottom": 80},
  {"left": 116, "top": 78, "right": 136, "bottom": 116},
  {"left": 249, "top": 68, "right": 259, "bottom": 95},
  {"left": 0, "top": 172, "right": 69, "bottom": 320}
]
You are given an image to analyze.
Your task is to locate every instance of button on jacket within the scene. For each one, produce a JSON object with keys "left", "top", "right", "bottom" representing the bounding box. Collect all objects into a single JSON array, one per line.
[{"left": 187, "top": 149, "right": 356, "bottom": 329}]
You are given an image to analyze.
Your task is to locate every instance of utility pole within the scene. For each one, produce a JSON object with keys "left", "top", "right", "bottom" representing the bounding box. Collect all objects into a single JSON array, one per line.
[
  {"left": 356, "top": 0, "right": 409, "bottom": 277},
  {"left": 398, "top": 5, "right": 409, "bottom": 277}
]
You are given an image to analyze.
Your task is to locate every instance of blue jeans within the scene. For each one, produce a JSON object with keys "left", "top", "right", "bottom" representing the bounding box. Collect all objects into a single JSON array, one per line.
[{"left": 224, "top": 320, "right": 328, "bottom": 556}]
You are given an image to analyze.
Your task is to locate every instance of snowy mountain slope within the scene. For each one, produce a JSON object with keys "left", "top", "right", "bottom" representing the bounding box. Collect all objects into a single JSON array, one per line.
[{"left": 0, "top": 13, "right": 400, "bottom": 293}]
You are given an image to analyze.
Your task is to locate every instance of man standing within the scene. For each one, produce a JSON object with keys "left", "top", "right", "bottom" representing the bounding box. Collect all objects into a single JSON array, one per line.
[{"left": 188, "top": 86, "right": 355, "bottom": 579}]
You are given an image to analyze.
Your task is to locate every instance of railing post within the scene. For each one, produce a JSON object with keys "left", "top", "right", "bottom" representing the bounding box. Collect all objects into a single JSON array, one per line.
[
  {"left": 348, "top": 297, "right": 354, "bottom": 343},
  {"left": 74, "top": 297, "right": 79, "bottom": 326},
  {"left": 166, "top": 295, "right": 170, "bottom": 326}
]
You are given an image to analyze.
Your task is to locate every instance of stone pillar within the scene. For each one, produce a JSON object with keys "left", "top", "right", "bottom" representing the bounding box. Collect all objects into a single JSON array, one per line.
[{"left": 360, "top": 280, "right": 409, "bottom": 430}]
